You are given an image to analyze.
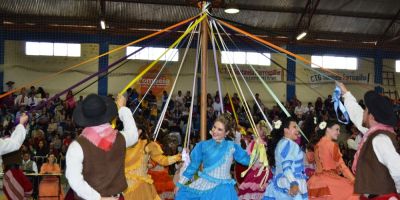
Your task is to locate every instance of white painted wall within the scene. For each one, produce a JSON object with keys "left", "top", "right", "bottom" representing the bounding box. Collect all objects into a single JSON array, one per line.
[{"left": 3, "top": 40, "right": 399, "bottom": 106}]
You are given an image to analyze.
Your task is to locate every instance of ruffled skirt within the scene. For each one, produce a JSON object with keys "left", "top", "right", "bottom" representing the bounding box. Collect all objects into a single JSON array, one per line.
[{"left": 307, "top": 172, "right": 358, "bottom": 200}]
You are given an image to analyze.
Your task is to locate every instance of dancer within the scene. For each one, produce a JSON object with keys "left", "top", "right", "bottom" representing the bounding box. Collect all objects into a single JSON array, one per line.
[
  {"left": 66, "top": 94, "right": 138, "bottom": 200},
  {"left": 1, "top": 114, "right": 33, "bottom": 200},
  {"left": 307, "top": 120, "right": 358, "bottom": 200},
  {"left": 263, "top": 118, "right": 308, "bottom": 200},
  {"left": 338, "top": 82, "right": 400, "bottom": 199},
  {"left": 238, "top": 120, "right": 272, "bottom": 200},
  {"left": 148, "top": 136, "right": 181, "bottom": 200},
  {"left": 124, "top": 121, "right": 181, "bottom": 200},
  {"left": 0, "top": 113, "right": 28, "bottom": 156},
  {"left": 175, "top": 113, "right": 250, "bottom": 200}
]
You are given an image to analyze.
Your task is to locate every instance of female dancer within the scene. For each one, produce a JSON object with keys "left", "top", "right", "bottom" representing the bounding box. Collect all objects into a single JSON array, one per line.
[
  {"left": 238, "top": 120, "right": 272, "bottom": 200},
  {"left": 263, "top": 118, "right": 308, "bottom": 200},
  {"left": 124, "top": 121, "right": 181, "bottom": 200},
  {"left": 175, "top": 113, "right": 250, "bottom": 200},
  {"left": 307, "top": 120, "right": 358, "bottom": 200}
]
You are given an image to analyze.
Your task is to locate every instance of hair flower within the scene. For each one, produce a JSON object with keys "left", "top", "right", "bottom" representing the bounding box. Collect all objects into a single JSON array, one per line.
[{"left": 319, "top": 121, "right": 327, "bottom": 130}]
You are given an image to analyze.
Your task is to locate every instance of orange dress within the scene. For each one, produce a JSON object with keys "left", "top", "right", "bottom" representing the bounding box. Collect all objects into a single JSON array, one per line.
[
  {"left": 147, "top": 143, "right": 180, "bottom": 200},
  {"left": 307, "top": 136, "right": 359, "bottom": 200},
  {"left": 38, "top": 163, "right": 64, "bottom": 200}
]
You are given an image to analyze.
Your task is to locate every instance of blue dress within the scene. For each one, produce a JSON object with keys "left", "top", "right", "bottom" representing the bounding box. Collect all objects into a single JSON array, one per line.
[
  {"left": 176, "top": 139, "right": 250, "bottom": 200},
  {"left": 263, "top": 138, "right": 308, "bottom": 200}
]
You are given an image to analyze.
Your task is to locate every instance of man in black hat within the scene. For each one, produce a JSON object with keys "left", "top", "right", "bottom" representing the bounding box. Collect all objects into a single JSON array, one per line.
[
  {"left": 5, "top": 80, "right": 15, "bottom": 91},
  {"left": 338, "top": 82, "right": 400, "bottom": 199},
  {"left": 66, "top": 94, "right": 138, "bottom": 200}
]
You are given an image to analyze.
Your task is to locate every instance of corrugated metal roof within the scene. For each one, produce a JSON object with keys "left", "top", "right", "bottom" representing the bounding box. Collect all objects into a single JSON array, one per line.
[{"left": 0, "top": 0, "right": 399, "bottom": 47}]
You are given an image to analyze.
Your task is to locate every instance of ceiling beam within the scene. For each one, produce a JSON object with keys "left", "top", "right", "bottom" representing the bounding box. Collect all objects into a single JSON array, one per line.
[
  {"left": 378, "top": 8, "right": 400, "bottom": 45},
  {"left": 119, "top": 0, "right": 397, "bottom": 20},
  {"left": 83, "top": 0, "right": 397, "bottom": 20}
]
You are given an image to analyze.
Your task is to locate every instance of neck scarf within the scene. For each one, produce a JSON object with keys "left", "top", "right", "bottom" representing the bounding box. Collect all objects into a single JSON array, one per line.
[{"left": 81, "top": 123, "right": 117, "bottom": 151}]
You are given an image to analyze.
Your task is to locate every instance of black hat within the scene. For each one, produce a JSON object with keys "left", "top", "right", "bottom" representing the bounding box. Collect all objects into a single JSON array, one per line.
[
  {"left": 6, "top": 81, "right": 15, "bottom": 85},
  {"left": 73, "top": 94, "right": 118, "bottom": 127},
  {"left": 364, "top": 90, "right": 396, "bottom": 127}
]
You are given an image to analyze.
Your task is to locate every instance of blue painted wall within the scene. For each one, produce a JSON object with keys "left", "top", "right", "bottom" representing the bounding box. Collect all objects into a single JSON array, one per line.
[{"left": 0, "top": 28, "right": 4, "bottom": 93}]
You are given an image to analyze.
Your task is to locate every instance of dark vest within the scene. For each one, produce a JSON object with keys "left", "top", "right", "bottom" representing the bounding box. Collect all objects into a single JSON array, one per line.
[
  {"left": 2, "top": 150, "right": 22, "bottom": 170},
  {"left": 355, "top": 130, "right": 400, "bottom": 194},
  {"left": 76, "top": 133, "right": 127, "bottom": 197},
  {"left": 22, "top": 160, "right": 34, "bottom": 172}
]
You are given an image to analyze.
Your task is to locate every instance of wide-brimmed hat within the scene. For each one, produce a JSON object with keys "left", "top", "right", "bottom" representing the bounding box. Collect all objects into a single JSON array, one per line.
[
  {"left": 364, "top": 90, "right": 397, "bottom": 127},
  {"left": 6, "top": 81, "right": 15, "bottom": 85},
  {"left": 73, "top": 94, "right": 118, "bottom": 127}
]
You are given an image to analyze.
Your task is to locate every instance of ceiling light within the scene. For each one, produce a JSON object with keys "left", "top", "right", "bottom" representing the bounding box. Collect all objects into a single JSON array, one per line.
[
  {"left": 296, "top": 31, "right": 307, "bottom": 40},
  {"left": 224, "top": 4, "right": 240, "bottom": 14},
  {"left": 100, "top": 20, "right": 106, "bottom": 30}
]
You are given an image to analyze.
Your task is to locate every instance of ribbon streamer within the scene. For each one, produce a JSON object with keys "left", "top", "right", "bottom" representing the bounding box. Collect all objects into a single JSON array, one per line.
[{"left": 333, "top": 86, "right": 350, "bottom": 124}]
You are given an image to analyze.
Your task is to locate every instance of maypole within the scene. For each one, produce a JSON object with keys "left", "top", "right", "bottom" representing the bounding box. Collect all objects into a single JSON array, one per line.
[{"left": 200, "top": 2, "right": 209, "bottom": 141}]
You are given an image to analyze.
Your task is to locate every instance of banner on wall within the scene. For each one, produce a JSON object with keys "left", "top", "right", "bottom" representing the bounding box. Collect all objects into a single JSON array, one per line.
[
  {"left": 220, "top": 67, "right": 283, "bottom": 81},
  {"left": 133, "top": 64, "right": 172, "bottom": 97},
  {"left": 304, "top": 69, "right": 370, "bottom": 84}
]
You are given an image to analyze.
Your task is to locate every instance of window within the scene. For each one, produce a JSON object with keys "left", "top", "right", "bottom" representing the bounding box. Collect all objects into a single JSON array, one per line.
[
  {"left": 396, "top": 60, "right": 400, "bottom": 73},
  {"left": 126, "top": 46, "right": 179, "bottom": 61},
  {"left": 311, "top": 55, "right": 357, "bottom": 70},
  {"left": 25, "top": 42, "right": 81, "bottom": 57},
  {"left": 221, "top": 51, "right": 271, "bottom": 66}
]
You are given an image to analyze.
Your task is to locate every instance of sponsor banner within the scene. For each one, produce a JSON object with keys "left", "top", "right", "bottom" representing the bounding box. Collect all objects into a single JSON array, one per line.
[
  {"left": 304, "top": 69, "right": 370, "bottom": 84},
  {"left": 133, "top": 64, "right": 172, "bottom": 96},
  {"left": 220, "top": 67, "right": 283, "bottom": 81}
]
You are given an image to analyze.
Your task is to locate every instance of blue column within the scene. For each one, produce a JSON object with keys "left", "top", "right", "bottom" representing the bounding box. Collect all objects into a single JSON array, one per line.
[
  {"left": 374, "top": 50, "right": 383, "bottom": 94},
  {"left": 0, "top": 27, "right": 4, "bottom": 93},
  {"left": 286, "top": 52, "right": 296, "bottom": 102},
  {"left": 98, "top": 40, "right": 108, "bottom": 96}
]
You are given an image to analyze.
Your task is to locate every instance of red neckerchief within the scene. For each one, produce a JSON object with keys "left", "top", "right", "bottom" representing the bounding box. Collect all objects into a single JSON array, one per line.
[{"left": 81, "top": 124, "right": 117, "bottom": 151}]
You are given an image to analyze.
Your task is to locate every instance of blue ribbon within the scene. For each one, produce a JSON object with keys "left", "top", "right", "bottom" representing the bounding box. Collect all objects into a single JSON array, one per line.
[{"left": 333, "top": 86, "right": 350, "bottom": 124}]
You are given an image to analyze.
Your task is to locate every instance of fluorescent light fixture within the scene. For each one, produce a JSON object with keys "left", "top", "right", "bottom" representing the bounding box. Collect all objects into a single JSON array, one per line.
[
  {"left": 100, "top": 20, "right": 106, "bottom": 30},
  {"left": 224, "top": 4, "right": 240, "bottom": 14},
  {"left": 296, "top": 31, "right": 307, "bottom": 40}
]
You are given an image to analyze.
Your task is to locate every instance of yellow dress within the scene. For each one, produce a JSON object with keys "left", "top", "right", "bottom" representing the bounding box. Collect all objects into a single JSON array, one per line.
[{"left": 124, "top": 140, "right": 181, "bottom": 200}]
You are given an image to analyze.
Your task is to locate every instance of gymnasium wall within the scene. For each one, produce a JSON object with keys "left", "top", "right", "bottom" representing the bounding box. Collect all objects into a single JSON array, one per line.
[
  {"left": 4, "top": 41, "right": 99, "bottom": 97},
  {"left": 3, "top": 40, "right": 399, "bottom": 107}
]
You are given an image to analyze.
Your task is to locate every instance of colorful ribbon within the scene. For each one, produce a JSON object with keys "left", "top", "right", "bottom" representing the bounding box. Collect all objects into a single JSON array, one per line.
[{"left": 333, "top": 86, "right": 350, "bottom": 124}]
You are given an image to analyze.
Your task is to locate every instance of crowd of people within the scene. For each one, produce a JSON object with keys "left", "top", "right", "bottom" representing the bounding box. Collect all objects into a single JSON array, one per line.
[{"left": 0, "top": 80, "right": 399, "bottom": 200}]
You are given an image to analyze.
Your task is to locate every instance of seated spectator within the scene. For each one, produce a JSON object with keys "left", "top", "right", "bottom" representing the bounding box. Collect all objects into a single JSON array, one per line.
[
  {"left": 21, "top": 152, "right": 38, "bottom": 174},
  {"left": 39, "top": 153, "right": 64, "bottom": 200}
]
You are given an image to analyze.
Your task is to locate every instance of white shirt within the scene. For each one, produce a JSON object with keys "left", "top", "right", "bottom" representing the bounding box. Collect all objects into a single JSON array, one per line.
[
  {"left": 347, "top": 134, "right": 362, "bottom": 151},
  {"left": 0, "top": 124, "right": 27, "bottom": 156},
  {"left": 65, "top": 107, "right": 138, "bottom": 200},
  {"left": 14, "top": 95, "right": 29, "bottom": 106},
  {"left": 212, "top": 102, "right": 222, "bottom": 115},
  {"left": 343, "top": 91, "right": 400, "bottom": 193},
  {"left": 27, "top": 97, "right": 42, "bottom": 107},
  {"left": 294, "top": 105, "right": 309, "bottom": 116}
]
